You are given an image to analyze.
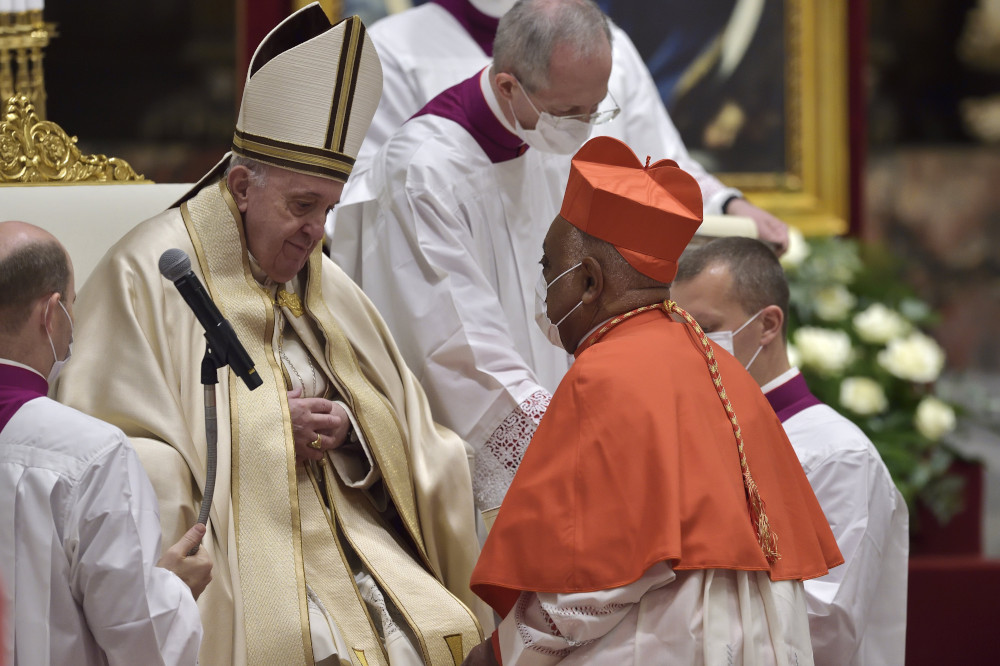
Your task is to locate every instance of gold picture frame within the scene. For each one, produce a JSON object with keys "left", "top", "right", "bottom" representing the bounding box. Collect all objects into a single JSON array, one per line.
[
  {"left": 606, "top": 0, "right": 848, "bottom": 236},
  {"left": 738, "top": 0, "right": 849, "bottom": 236}
]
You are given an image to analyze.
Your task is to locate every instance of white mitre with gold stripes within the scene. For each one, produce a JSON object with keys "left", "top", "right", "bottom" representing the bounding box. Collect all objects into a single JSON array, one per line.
[
  {"left": 233, "top": 4, "right": 381, "bottom": 182},
  {"left": 178, "top": 3, "right": 381, "bottom": 203}
]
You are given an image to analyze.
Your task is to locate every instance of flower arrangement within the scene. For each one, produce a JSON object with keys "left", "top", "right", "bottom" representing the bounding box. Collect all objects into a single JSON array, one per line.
[{"left": 782, "top": 231, "right": 964, "bottom": 524}]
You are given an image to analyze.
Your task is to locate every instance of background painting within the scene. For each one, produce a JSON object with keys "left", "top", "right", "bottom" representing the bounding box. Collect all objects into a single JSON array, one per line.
[
  {"left": 600, "top": 0, "right": 786, "bottom": 175},
  {"left": 601, "top": 0, "right": 848, "bottom": 234}
]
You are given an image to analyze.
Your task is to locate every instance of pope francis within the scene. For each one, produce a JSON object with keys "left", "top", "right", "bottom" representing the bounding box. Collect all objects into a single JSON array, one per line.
[{"left": 56, "top": 5, "right": 486, "bottom": 665}]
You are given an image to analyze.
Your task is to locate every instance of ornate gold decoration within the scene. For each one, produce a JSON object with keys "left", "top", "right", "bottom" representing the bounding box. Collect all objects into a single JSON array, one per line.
[
  {"left": 276, "top": 288, "right": 304, "bottom": 317},
  {"left": 443, "top": 634, "right": 465, "bottom": 666},
  {"left": 0, "top": 94, "right": 145, "bottom": 184},
  {"left": 0, "top": 10, "right": 55, "bottom": 119}
]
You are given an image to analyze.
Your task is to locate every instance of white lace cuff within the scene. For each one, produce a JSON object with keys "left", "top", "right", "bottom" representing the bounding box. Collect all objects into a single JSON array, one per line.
[{"left": 473, "top": 389, "right": 551, "bottom": 512}]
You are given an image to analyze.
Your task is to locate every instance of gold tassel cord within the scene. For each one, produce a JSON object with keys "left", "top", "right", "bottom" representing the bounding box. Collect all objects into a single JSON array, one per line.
[
  {"left": 585, "top": 300, "right": 780, "bottom": 564},
  {"left": 665, "top": 300, "right": 779, "bottom": 564}
]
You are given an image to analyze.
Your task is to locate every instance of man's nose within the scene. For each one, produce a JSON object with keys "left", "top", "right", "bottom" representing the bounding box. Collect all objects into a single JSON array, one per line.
[{"left": 303, "top": 217, "right": 326, "bottom": 242}]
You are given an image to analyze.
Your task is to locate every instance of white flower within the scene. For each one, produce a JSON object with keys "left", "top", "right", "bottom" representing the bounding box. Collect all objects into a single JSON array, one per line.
[
  {"left": 853, "top": 303, "right": 911, "bottom": 344},
  {"left": 780, "top": 227, "right": 810, "bottom": 269},
  {"left": 814, "top": 285, "right": 857, "bottom": 321},
  {"left": 914, "top": 396, "right": 957, "bottom": 440},
  {"left": 877, "top": 332, "right": 947, "bottom": 383},
  {"left": 840, "top": 377, "right": 889, "bottom": 415},
  {"left": 794, "top": 327, "right": 853, "bottom": 375}
]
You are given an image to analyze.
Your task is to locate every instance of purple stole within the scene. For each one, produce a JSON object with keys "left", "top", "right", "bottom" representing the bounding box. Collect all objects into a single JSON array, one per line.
[
  {"left": 0, "top": 363, "right": 48, "bottom": 433},
  {"left": 432, "top": 0, "right": 500, "bottom": 56},
  {"left": 765, "top": 372, "right": 822, "bottom": 423},
  {"left": 413, "top": 70, "right": 528, "bottom": 163}
]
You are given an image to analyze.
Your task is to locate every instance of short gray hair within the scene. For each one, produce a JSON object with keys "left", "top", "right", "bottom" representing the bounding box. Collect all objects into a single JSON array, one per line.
[
  {"left": 493, "top": 0, "right": 611, "bottom": 92},
  {"left": 225, "top": 154, "right": 270, "bottom": 188},
  {"left": 0, "top": 240, "right": 70, "bottom": 334}
]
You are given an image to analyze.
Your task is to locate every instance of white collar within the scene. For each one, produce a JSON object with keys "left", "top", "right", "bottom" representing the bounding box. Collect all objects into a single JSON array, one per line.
[
  {"left": 0, "top": 357, "right": 47, "bottom": 380},
  {"left": 761, "top": 366, "right": 801, "bottom": 394},
  {"left": 578, "top": 317, "right": 613, "bottom": 348},
  {"left": 480, "top": 65, "right": 519, "bottom": 135}
]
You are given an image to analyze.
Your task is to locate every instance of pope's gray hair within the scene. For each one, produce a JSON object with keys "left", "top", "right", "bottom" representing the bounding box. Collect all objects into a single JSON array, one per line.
[
  {"left": 225, "top": 155, "right": 270, "bottom": 188},
  {"left": 493, "top": 0, "right": 612, "bottom": 93}
]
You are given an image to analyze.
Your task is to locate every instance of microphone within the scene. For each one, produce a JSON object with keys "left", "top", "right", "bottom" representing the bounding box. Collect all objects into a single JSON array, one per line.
[{"left": 158, "top": 249, "right": 263, "bottom": 390}]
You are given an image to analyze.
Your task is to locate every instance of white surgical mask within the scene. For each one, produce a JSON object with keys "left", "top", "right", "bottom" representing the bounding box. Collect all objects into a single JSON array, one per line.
[
  {"left": 509, "top": 80, "right": 595, "bottom": 155},
  {"left": 45, "top": 299, "right": 74, "bottom": 384},
  {"left": 706, "top": 309, "right": 763, "bottom": 370},
  {"left": 534, "top": 262, "right": 583, "bottom": 348}
]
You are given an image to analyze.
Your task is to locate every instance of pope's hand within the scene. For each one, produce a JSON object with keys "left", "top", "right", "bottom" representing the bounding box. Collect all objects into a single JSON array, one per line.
[
  {"left": 158, "top": 523, "right": 214, "bottom": 600},
  {"left": 287, "top": 387, "right": 352, "bottom": 462},
  {"left": 726, "top": 197, "right": 790, "bottom": 255}
]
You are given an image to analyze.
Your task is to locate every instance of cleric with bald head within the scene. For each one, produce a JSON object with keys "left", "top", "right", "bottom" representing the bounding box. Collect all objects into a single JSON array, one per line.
[
  {"left": 0, "top": 221, "right": 210, "bottom": 666},
  {"left": 56, "top": 6, "right": 487, "bottom": 665},
  {"left": 672, "top": 237, "right": 909, "bottom": 665}
]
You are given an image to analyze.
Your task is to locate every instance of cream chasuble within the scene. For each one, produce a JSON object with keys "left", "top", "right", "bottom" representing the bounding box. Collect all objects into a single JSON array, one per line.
[{"left": 56, "top": 180, "right": 486, "bottom": 666}]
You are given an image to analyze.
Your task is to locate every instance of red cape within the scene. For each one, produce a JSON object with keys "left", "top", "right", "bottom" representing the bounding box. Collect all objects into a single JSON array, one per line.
[{"left": 471, "top": 310, "right": 843, "bottom": 618}]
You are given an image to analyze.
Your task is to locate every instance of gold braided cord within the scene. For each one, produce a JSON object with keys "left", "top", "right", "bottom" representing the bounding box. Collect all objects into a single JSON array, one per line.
[
  {"left": 581, "top": 303, "right": 664, "bottom": 350},
  {"left": 585, "top": 300, "right": 780, "bottom": 564}
]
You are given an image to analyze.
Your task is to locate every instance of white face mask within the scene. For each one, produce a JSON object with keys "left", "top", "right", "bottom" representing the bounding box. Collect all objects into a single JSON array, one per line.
[
  {"left": 705, "top": 309, "right": 763, "bottom": 371},
  {"left": 509, "top": 80, "right": 594, "bottom": 155},
  {"left": 534, "top": 262, "right": 583, "bottom": 348},
  {"left": 45, "top": 299, "right": 74, "bottom": 384},
  {"left": 469, "top": 0, "right": 516, "bottom": 18}
]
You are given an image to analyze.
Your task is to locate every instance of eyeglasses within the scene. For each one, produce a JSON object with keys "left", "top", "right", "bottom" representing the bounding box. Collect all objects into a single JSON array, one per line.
[{"left": 516, "top": 78, "right": 621, "bottom": 127}]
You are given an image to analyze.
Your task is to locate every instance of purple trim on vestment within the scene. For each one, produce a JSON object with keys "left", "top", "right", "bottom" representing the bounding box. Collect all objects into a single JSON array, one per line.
[
  {"left": 0, "top": 363, "right": 48, "bottom": 433},
  {"left": 433, "top": 0, "right": 500, "bottom": 56},
  {"left": 764, "top": 372, "right": 823, "bottom": 423},
  {"left": 413, "top": 70, "right": 528, "bottom": 164}
]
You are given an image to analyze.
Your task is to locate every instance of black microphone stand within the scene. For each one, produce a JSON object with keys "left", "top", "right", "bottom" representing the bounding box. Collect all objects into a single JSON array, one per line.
[{"left": 187, "top": 341, "right": 224, "bottom": 556}]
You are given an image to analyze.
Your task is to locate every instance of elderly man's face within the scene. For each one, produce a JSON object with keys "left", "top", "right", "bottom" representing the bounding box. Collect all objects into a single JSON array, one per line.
[
  {"left": 232, "top": 166, "right": 344, "bottom": 284},
  {"left": 671, "top": 262, "right": 761, "bottom": 365},
  {"left": 510, "top": 40, "right": 613, "bottom": 132}
]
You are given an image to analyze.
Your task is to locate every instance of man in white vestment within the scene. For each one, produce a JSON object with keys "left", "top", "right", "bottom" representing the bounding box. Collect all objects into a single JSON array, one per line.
[
  {"left": 0, "top": 221, "right": 211, "bottom": 666},
  {"left": 329, "top": 0, "right": 611, "bottom": 526},
  {"left": 353, "top": 0, "right": 788, "bottom": 245},
  {"left": 672, "top": 237, "right": 909, "bottom": 666},
  {"left": 57, "top": 7, "right": 487, "bottom": 666},
  {"left": 328, "top": 0, "right": 786, "bottom": 525}
]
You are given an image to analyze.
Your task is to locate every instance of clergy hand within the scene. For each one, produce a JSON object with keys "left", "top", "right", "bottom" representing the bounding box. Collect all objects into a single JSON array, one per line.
[
  {"left": 158, "top": 523, "right": 214, "bottom": 600},
  {"left": 726, "top": 197, "right": 790, "bottom": 255},
  {"left": 461, "top": 639, "right": 500, "bottom": 666},
  {"left": 287, "top": 388, "right": 352, "bottom": 462}
]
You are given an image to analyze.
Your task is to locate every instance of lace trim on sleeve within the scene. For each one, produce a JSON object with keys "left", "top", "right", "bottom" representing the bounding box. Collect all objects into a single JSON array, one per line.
[
  {"left": 514, "top": 593, "right": 574, "bottom": 658},
  {"left": 472, "top": 389, "right": 551, "bottom": 511}
]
